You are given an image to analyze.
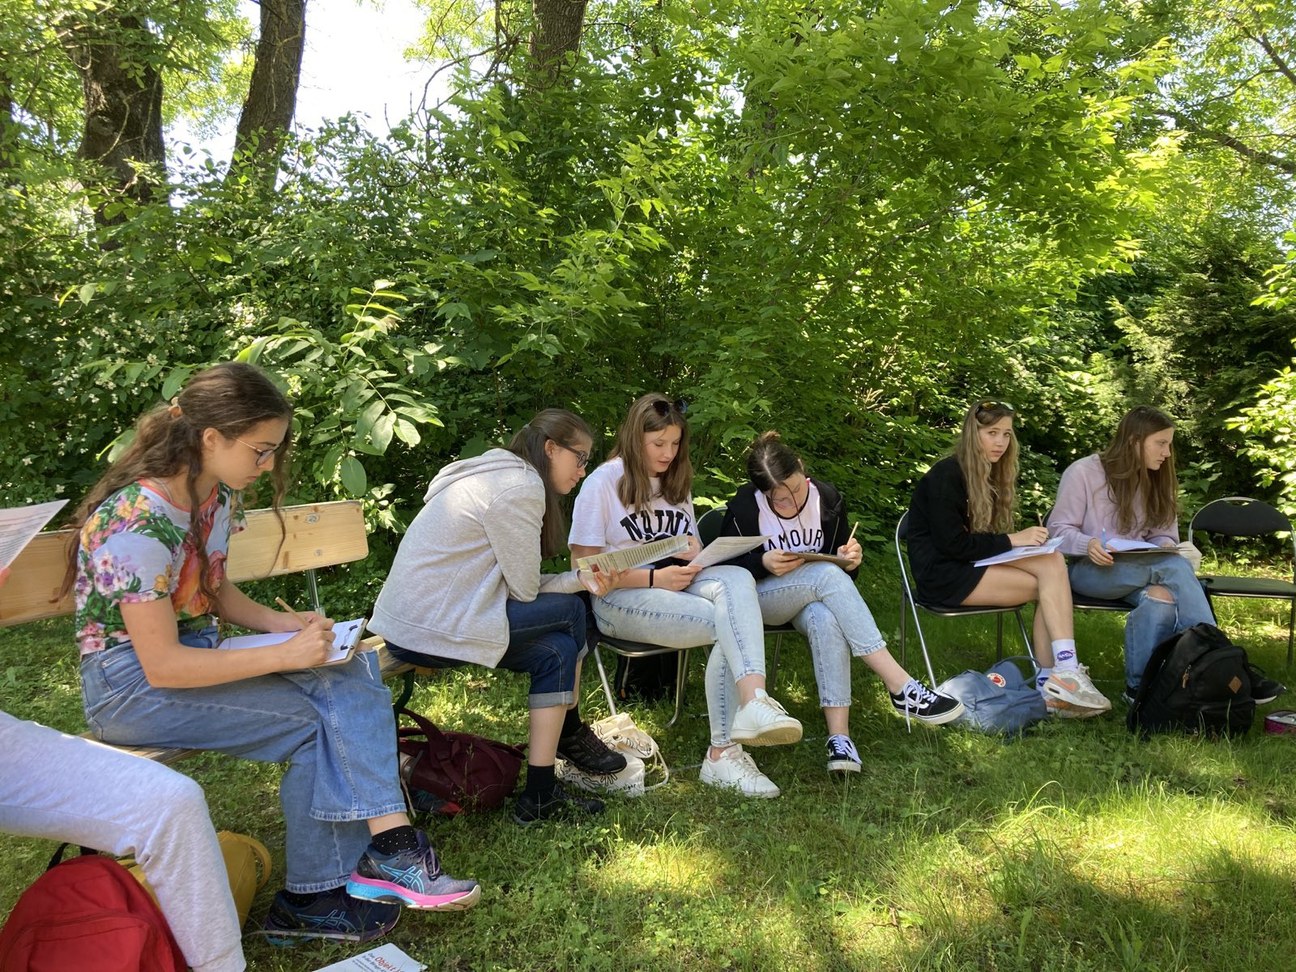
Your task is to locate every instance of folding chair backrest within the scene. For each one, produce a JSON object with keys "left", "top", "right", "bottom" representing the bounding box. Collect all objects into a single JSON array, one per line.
[{"left": 1191, "top": 497, "right": 1292, "bottom": 538}]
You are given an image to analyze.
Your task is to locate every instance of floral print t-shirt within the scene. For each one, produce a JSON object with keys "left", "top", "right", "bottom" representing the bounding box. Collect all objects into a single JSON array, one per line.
[{"left": 75, "top": 481, "right": 245, "bottom": 656}]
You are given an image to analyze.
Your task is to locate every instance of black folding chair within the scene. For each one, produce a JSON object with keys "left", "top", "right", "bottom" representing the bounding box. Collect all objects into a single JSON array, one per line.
[{"left": 1189, "top": 496, "right": 1296, "bottom": 665}]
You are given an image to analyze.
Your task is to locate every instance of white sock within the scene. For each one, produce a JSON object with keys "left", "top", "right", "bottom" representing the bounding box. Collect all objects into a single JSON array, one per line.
[
  {"left": 1035, "top": 666, "right": 1053, "bottom": 690},
  {"left": 1052, "top": 640, "right": 1078, "bottom": 670}
]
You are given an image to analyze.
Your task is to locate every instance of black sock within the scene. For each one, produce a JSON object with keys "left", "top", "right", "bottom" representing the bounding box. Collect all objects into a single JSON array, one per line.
[
  {"left": 525, "top": 763, "right": 557, "bottom": 802},
  {"left": 561, "top": 706, "right": 583, "bottom": 739},
  {"left": 369, "top": 825, "right": 421, "bottom": 855}
]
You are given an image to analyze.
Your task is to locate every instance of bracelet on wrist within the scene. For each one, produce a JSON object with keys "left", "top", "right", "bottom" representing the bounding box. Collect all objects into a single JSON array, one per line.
[{"left": 648, "top": 567, "right": 655, "bottom": 588}]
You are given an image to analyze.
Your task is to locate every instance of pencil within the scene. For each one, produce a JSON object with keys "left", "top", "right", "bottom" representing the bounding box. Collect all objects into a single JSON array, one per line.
[
  {"left": 275, "top": 596, "right": 309, "bottom": 629},
  {"left": 847, "top": 521, "right": 859, "bottom": 545}
]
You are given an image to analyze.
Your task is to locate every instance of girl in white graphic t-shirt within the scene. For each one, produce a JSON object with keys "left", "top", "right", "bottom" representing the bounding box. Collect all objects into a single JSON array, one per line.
[
  {"left": 570, "top": 393, "right": 801, "bottom": 799},
  {"left": 719, "top": 432, "right": 963, "bottom": 775}
]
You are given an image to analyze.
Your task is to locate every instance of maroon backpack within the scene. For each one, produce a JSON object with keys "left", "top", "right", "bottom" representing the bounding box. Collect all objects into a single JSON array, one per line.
[
  {"left": 0, "top": 848, "right": 187, "bottom": 971},
  {"left": 396, "top": 707, "right": 525, "bottom": 814}
]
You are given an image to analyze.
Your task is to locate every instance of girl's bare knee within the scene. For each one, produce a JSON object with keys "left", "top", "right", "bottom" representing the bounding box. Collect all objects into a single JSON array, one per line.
[{"left": 1147, "top": 585, "right": 1175, "bottom": 604}]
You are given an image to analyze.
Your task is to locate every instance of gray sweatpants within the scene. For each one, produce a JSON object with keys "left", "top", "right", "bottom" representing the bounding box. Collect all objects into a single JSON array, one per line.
[{"left": 0, "top": 711, "right": 245, "bottom": 972}]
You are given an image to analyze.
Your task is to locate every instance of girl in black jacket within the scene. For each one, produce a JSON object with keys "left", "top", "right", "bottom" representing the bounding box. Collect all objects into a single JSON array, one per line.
[{"left": 721, "top": 432, "right": 962, "bottom": 773}]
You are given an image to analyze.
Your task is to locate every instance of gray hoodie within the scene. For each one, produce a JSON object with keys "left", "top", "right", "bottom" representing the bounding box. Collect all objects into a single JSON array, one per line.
[{"left": 369, "top": 449, "right": 583, "bottom": 667}]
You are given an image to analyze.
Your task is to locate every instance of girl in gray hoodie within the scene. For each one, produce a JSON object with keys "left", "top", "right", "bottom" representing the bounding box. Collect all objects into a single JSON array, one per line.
[{"left": 371, "top": 409, "right": 625, "bottom": 823}]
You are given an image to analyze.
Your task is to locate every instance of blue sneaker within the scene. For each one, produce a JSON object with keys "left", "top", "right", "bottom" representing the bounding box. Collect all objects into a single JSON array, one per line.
[
  {"left": 262, "top": 887, "right": 399, "bottom": 945},
  {"left": 347, "top": 831, "right": 481, "bottom": 911}
]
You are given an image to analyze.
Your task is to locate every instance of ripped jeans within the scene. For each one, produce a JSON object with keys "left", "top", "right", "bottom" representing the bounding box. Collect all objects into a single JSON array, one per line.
[{"left": 1069, "top": 552, "right": 1215, "bottom": 690}]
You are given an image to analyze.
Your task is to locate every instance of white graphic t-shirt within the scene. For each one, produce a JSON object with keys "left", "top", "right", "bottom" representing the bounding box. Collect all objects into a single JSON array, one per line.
[
  {"left": 569, "top": 457, "right": 696, "bottom": 552},
  {"left": 755, "top": 480, "right": 824, "bottom": 554}
]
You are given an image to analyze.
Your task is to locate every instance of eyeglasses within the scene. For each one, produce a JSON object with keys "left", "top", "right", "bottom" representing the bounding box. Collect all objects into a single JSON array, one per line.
[
  {"left": 650, "top": 398, "right": 688, "bottom": 417},
  {"left": 976, "top": 401, "right": 1015, "bottom": 417},
  {"left": 553, "top": 442, "right": 590, "bottom": 469},
  {"left": 235, "top": 438, "right": 280, "bottom": 467}
]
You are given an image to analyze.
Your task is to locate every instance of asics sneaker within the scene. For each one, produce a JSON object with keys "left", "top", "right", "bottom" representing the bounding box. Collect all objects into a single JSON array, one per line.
[
  {"left": 262, "top": 887, "right": 399, "bottom": 945},
  {"left": 346, "top": 831, "right": 481, "bottom": 911}
]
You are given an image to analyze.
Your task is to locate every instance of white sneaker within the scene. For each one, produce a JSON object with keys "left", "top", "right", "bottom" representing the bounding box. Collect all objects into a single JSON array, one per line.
[
  {"left": 1041, "top": 665, "right": 1111, "bottom": 716},
  {"left": 699, "top": 745, "right": 780, "bottom": 798},
  {"left": 730, "top": 689, "right": 803, "bottom": 746}
]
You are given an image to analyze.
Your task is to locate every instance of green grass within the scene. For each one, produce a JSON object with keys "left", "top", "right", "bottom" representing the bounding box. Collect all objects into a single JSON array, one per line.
[{"left": 4, "top": 560, "right": 1296, "bottom": 971}]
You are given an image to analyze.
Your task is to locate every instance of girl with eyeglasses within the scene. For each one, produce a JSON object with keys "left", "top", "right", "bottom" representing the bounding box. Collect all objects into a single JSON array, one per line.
[
  {"left": 66, "top": 362, "right": 480, "bottom": 945},
  {"left": 719, "top": 432, "right": 964, "bottom": 773},
  {"left": 1047, "top": 406, "right": 1252, "bottom": 702},
  {"left": 907, "top": 400, "right": 1112, "bottom": 717},
  {"left": 570, "top": 394, "right": 802, "bottom": 799},
  {"left": 373, "top": 409, "right": 628, "bottom": 824}
]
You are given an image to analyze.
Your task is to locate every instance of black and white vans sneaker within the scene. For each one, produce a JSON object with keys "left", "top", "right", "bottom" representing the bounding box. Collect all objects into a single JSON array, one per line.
[
  {"left": 826, "top": 734, "right": 862, "bottom": 774},
  {"left": 889, "top": 679, "right": 964, "bottom": 726}
]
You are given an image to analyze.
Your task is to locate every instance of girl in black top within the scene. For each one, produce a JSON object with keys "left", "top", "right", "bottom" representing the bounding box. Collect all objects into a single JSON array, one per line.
[
  {"left": 907, "top": 401, "right": 1110, "bottom": 717},
  {"left": 722, "top": 432, "right": 964, "bottom": 772}
]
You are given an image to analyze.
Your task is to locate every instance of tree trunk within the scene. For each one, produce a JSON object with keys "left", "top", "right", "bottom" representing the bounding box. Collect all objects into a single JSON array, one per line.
[
  {"left": 59, "top": 11, "right": 167, "bottom": 213},
  {"left": 231, "top": 0, "right": 307, "bottom": 187},
  {"left": 530, "top": 0, "right": 587, "bottom": 79}
]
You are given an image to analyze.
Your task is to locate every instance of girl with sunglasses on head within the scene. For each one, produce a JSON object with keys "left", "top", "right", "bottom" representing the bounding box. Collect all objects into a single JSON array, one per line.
[
  {"left": 372, "top": 408, "right": 628, "bottom": 824},
  {"left": 570, "top": 394, "right": 802, "bottom": 798},
  {"left": 66, "top": 362, "right": 479, "bottom": 946},
  {"left": 907, "top": 400, "right": 1111, "bottom": 717},
  {"left": 1046, "top": 406, "right": 1276, "bottom": 703},
  {"left": 719, "top": 432, "right": 963, "bottom": 774}
]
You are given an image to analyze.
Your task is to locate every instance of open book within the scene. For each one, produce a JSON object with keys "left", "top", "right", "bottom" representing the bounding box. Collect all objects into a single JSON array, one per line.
[
  {"left": 689, "top": 535, "right": 770, "bottom": 569},
  {"left": 1105, "top": 537, "right": 1164, "bottom": 553},
  {"left": 575, "top": 535, "right": 690, "bottom": 573},
  {"left": 974, "top": 537, "right": 1063, "bottom": 567},
  {"left": 217, "top": 617, "right": 368, "bottom": 667}
]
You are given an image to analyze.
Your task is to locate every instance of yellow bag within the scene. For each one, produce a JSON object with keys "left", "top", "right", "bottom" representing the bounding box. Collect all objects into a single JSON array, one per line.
[{"left": 122, "top": 831, "right": 272, "bottom": 927}]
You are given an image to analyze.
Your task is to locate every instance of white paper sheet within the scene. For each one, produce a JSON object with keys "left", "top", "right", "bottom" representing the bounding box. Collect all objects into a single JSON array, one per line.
[
  {"left": 0, "top": 499, "right": 68, "bottom": 569},
  {"left": 974, "top": 537, "right": 1064, "bottom": 567},
  {"left": 218, "top": 617, "right": 367, "bottom": 666}
]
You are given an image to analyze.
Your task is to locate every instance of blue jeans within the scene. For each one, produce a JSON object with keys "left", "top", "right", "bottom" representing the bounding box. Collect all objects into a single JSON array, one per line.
[
  {"left": 1069, "top": 553, "right": 1215, "bottom": 689},
  {"left": 81, "top": 627, "right": 406, "bottom": 894},
  {"left": 593, "top": 565, "right": 767, "bottom": 747},
  {"left": 388, "top": 593, "right": 588, "bottom": 709},
  {"left": 748, "top": 562, "right": 886, "bottom": 709}
]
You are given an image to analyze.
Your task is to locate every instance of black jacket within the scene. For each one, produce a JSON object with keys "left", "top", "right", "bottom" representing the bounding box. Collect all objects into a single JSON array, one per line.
[
  {"left": 719, "top": 479, "right": 859, "bottom": 581},
  {"left": 906, "top": 455, "right": 1011, "bottom": 605}
]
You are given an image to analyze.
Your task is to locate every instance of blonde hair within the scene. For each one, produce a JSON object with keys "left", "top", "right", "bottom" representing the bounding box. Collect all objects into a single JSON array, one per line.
[
  {"left": 1099, "top": 406, "right": 1177, "bottom": 534},
  {"left": 953, "top": 400, "right": 1018, "bottom": 533},
  {"left": 610, "top": 393, "right": 692, "bottom": 511}
]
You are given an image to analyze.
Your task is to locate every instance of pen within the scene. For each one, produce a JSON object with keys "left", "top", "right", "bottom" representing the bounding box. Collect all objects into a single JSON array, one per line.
[{"left": 275, "top": 596, "right": 310, "bottom": 629}]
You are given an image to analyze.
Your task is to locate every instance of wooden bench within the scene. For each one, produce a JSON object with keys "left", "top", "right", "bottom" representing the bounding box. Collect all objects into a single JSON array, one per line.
[{"left": 0, "top": 500, "right": 422, "bottom": 764}]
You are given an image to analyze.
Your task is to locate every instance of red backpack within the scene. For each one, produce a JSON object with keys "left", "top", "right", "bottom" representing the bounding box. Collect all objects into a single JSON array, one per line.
[{"left": 0, "top": 848, "right": 186, "bottom": 972}]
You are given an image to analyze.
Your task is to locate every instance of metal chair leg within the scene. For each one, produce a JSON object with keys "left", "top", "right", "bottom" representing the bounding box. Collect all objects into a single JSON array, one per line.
[
  {"left": 592, "top": 642, "right": 620, "bottom": 717},
  {"left": 665, "top": 648, "right": 690, "bottom": 728}
]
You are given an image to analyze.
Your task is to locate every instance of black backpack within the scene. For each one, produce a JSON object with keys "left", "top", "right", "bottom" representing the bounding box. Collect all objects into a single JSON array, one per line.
[{"left": 1127, "top": 623, "right": 1255, "bottom": 738}]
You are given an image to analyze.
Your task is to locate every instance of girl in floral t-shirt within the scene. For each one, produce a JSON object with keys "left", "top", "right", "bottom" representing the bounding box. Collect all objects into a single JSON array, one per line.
[{"left": 65, "top": 362, "right": 479, "bottom": 943}]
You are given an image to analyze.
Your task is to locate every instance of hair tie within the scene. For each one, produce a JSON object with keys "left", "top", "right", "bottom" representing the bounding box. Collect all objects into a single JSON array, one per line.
[{"left": 168, "top": 397, "right": 183, "bottom": 419}]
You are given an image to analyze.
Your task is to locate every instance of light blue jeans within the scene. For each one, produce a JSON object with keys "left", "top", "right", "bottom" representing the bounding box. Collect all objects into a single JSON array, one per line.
[
  {"left": 592, "top": 565, "right": 768, "bottom": 747},
  {"left": 1069, "top": 552, "right": 1216, "bottom": 690},
  {"left": 751, "top": 562, "right": 886, "bottom": 709},
  {"left": 81, "top": 626, "right": 407, "bottom": 893}
]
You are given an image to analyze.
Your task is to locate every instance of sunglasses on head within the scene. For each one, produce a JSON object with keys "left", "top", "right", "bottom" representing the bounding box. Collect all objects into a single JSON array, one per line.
[
  {"left": 976, "top": 400, "right": 1014, "bottom": 418},
  {"left": 650, "top": 398, "right": 688, "bottom": 417}
]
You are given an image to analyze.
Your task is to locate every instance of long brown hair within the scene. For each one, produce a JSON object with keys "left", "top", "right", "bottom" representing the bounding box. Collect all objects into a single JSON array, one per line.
[
  {"left": 610, "top": 393, "right": 692, "bottom": 511},
  {"left": 505, "top": 408, "right": 593, "bottom": 559},
  {"left": 62, "top": 362, "right": 294, "bottom": 604},
  {"left": 953, "top": 400, "right": 1018, "bottom": 533},
  {"left": 1099, "top": 405, "right": 1177, "bottom": 534}
]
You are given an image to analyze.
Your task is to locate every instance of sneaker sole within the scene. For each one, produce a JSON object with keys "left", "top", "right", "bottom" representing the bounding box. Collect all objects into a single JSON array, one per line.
[
  {"left": 731, "top": 722, "right": 803, "bottom": 746},
  {"left": 1048, "top": 699, "right": 1109, "bottom": 719},
  {"left": 699, "top": 774, "right": 780, "bottom": 798},
  {"left": 826, "top": 760, "right": 862, "bottom": 773},
  {"left": 346, "top": 878, "right": 481, "bottom": 912},
  {"left": 1043, "top": 684, "right": 1112, "bottom": 711},
  {"left": 892, "top": 701, "right": 965, "bottom": 726}
]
